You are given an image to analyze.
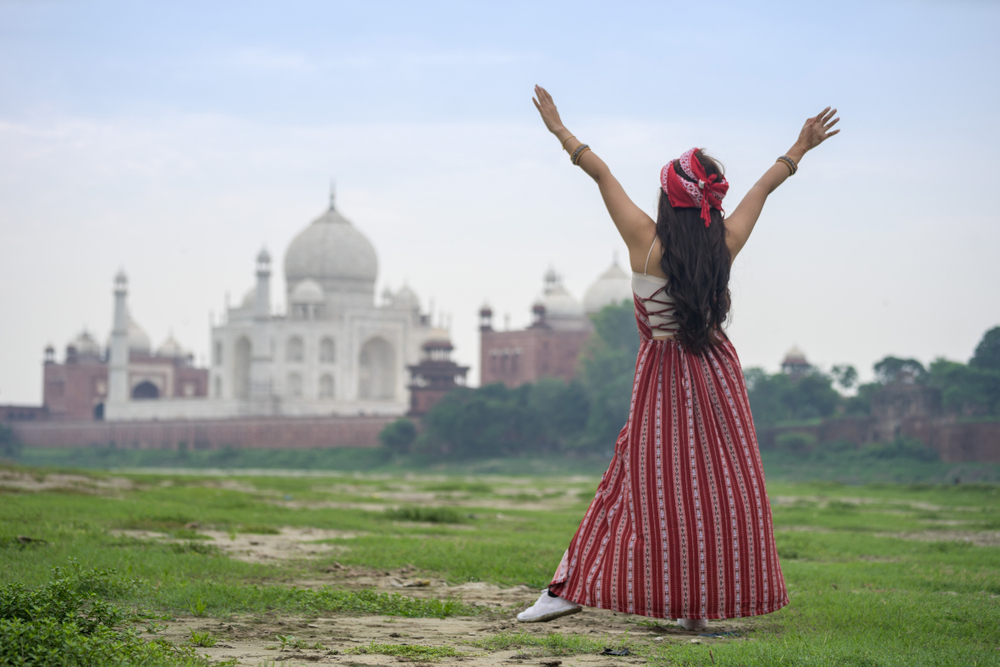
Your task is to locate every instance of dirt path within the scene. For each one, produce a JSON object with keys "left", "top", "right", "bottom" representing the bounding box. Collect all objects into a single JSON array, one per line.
[{"left": 157, "top": 576, "right": 747, "bottom": 667}]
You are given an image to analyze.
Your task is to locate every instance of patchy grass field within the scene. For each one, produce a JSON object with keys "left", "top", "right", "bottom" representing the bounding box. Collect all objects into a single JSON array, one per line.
[{"left": 1, "top": 463, "right": 998, "bottom": 666}]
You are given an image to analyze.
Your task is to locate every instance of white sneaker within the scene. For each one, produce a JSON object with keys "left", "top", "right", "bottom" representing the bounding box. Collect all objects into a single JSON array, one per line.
[
  {"left": 516, "top": 590, "right": 583, "bottom": 623},
  {"left": 676, "top": 618, "right": 707, "bottom": 631}
]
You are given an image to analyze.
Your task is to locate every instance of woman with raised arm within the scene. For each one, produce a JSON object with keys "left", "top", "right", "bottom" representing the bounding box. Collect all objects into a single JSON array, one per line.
[{"left": 518, "top": 86, "right": 840, "bottom": 629}]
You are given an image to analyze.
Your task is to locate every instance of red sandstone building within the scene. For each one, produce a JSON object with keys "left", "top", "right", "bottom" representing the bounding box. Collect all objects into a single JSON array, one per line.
[
  {"left": 479, "top": 264, "right": 632, "bottom": 388},
  {"left": 407, "top": 328, "right": 470, "bottom": 416},
  {"left": 40, "top": 327, "right": 208, "bottom": 422}
]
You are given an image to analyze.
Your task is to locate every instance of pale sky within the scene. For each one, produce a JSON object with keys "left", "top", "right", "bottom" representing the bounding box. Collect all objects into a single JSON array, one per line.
[{"left": 1, "top": 0, "right": 998, "bottom": 404}]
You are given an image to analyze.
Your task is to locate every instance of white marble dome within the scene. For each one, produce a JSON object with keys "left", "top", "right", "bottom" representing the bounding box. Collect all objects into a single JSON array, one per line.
[
  {"left": 157, "top": 335, "right": 186, "bottom": 358},
  {"left": 128, "top": 316, "right": 151, "bottom": 353},
  {"left": 583, "top": 260, "right": 633, "bottom": 314},
  {"left": 70, "top": 330, "right": 101, "bottom": 357},
  {"left": 290, "top": 279, "right": 324, "bottom": 304},
  {"left": 284, "top": 202, "right": 378, "bottom": 295},
  {"left": 391, "top": 285, "right": 420, "bottom": 311},
  {"left": 542, "top": 284, "right": 584, "bottom": 319},
  {"left": 106, "top": 315, "right": 151, "bottom": 353}
]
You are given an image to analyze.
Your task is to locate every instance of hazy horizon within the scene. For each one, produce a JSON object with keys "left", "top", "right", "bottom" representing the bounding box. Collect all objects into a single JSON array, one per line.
[{"left": 2, "top": 0, "right": 998, "bottom": 404}]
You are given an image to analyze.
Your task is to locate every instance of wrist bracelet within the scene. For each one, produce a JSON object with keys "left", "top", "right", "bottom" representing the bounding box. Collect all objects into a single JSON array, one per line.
[
  {"left": 571, "top": 144, "right": 590, "bottom": 165},
  {"left": 561, "top": 134, "right": 577, "bottom": 150},
  {"left": 776, "top": 155, "right": 798, "bottom": 175}
]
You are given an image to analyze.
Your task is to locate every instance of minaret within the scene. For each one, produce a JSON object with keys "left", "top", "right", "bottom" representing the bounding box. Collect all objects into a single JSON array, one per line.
[
  {"left": 108, "top": 270, "right": 130, "bottom": 404},
  {"left": 250, "top": 249, "right": 274, "bottom": 410}
]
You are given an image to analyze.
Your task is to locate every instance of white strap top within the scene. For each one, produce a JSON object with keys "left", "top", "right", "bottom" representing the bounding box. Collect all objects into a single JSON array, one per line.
[{"left": 631, "top": 236, "right": 680, "bottom": 336}]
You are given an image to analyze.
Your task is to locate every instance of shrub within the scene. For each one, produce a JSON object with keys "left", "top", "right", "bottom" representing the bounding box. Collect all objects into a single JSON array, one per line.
[
  {"left": 0, "top": 424, "right": 22, "bottom": 460},
  {"left": 775, "top": 431, "right": 817, "bottom": 454},
  {"left": 863, "top": 437, "right": 939, "bottom": 462},
  {"left": 384, "top": 506, "right": 466, "bottom": 524},
  {"left": 379, "top": 418, "right": 418, "bottom": 454},
  {"left": 0, "top": 561, "right": 216, "bottom": 666}
]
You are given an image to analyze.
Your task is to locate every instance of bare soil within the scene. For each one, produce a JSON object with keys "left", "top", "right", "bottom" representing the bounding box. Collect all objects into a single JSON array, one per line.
[{"left": 156, "top": 568, "right": 748, "bottom": 667}]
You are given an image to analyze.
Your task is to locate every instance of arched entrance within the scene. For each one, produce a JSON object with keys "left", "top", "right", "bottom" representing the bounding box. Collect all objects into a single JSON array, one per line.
[
  {"left": 93, "top": 402, "right": 104, "bottom": 420},
  {"left": 234, "top": 337, "right": 251, "bottom": 399},
  {"left": 131, "top": 381, "right": 160, "bottom": 400},
  {"left": 358, "top": 337, "right": 396, "bottom": 400}
]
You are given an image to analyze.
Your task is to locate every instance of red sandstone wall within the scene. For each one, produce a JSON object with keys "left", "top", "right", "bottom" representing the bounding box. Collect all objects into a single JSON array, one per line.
[
  {"left": 12, "top": 416, "right": 393, "bottom": 450},
  {"left": 901, "top": 418, "right": 1000, "bottom": 463},
  {"left": 758, "top": 416, "right": 1000, "bottom": 463},
  {"left": 480, "top": 328, "right": 590, "bottom": 388}
]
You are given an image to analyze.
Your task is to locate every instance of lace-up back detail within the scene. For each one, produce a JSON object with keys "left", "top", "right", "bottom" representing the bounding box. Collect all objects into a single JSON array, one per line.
[{"left": 632, "top": 236, "right": 680, "bottom": 340}]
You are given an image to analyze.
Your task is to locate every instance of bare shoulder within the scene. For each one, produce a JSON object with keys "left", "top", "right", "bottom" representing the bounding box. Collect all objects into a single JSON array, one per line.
[{"left": 626, "top": 224, "right": 668, "bottom": 278}]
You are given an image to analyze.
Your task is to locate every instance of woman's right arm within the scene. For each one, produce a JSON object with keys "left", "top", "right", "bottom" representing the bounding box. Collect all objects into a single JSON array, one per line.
[{"left": 725, "top": 107, "right": 841, "bottom": 260}]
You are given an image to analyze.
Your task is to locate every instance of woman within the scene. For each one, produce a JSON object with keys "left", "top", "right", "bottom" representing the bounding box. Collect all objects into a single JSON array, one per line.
[{"left": 519, "top": 86, "right": 839, "bottom": 628}]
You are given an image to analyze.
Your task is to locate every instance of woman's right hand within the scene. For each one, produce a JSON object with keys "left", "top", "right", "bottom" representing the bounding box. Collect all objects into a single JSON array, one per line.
[
  {"left": 794, "top": 107, "right": 840, "bottom": 152},
  {"left": 533, "top": 85, "right": 567, "bottom": 135}
]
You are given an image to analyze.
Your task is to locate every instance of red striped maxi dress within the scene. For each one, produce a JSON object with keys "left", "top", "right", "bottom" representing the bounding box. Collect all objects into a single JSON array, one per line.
[{"left": 547, "top": 291, "right": 789, "bottom": 620}]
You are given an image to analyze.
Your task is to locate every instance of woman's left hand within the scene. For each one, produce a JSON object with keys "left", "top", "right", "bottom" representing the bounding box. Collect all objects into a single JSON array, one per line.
[{"left": 533, "top": 85, "right": 566, "bottom": 135}]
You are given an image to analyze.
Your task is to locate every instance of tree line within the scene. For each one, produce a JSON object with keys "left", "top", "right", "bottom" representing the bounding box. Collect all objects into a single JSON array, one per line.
[
  {"left": 379, "top": 302, "right": 1000, "bottom": 458},
  {"left": 746, "top": 327, "right": 1000, "bottom": 428}
]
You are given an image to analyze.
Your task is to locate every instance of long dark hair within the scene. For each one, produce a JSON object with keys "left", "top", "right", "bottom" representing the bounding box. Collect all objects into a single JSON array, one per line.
[{"left": 656, "top": 150, "right": 731, "bottom": 355}]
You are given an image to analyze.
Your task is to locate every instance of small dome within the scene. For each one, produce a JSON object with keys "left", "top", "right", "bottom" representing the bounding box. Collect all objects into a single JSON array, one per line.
[
  {"left": 290, "top": 279, "right": 324, "bottom": 304},
  {"left": 106, "top": 314, "right": 151, "bottom": 353},
  {"left": 157, "top": 335, "right": 186, "bottom": 358},
  {"left": 70, "top": 330, "right": 101, "bottom": 357},
  {"left": 783, "top": 346, "right": 808, "bottom": 364},
  {"left": 128, "top": 316, "right": 151, "bottom": 353},
  {"left": 426, "top": 327, "right": 451, "bottom": 343},
  {"left": 543, "top": 285, "right": 583, "bottom": 318},
  {"left": 392, "top": 285, "right": 420, "bottom": 310},
  {"left": 541, "top": 270, "right": 584, "bottom": 319},
  {"left": 583, "top": 260, "right": 632, "bottom": 314},
  {"left": 284, "top": 200, "right": 378, "bottom": 295}
]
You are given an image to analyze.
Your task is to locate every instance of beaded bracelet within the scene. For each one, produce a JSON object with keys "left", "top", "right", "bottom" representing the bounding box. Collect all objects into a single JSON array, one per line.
[
  {"left": 776, "top": 155, "right": 798, "bottom": 175},
  {"left": 561, "top": 134, "right": 577, "bottom": 149},
  {"left": 571, "top": 144, "right": 591, "bottom": 165}
]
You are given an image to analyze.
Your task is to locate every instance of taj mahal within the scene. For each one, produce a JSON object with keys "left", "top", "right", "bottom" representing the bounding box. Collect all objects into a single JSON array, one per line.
[
  {"left": 24, "top": 187, "right": 635, "bottom": 435},
  {"left": 104, "top": 191, "right": 435, "bottom": 422}
]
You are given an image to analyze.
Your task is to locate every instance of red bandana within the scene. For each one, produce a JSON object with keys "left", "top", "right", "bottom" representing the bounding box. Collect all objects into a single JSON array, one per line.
[{"left": 660, "top": 148, "right": 729, "bottom": 228}]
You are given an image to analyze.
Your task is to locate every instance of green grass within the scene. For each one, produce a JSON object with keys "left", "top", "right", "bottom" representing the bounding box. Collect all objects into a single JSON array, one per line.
[{"left": 2, "top": 463, "right": 999, "bottom": 665}]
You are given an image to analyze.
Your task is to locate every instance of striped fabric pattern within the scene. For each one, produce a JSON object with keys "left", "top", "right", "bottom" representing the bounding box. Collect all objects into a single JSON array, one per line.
[{"left": 547, "top": 293, "right": 789, "bottom": 620}]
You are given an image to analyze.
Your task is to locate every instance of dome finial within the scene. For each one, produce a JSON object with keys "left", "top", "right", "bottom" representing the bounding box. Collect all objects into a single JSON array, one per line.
[{"left": 329, "top": 180, "right": 336, "bottom": 211}]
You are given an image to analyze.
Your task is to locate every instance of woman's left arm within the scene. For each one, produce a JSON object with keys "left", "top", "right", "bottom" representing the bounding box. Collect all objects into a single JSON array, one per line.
[{"left": 533, "top": 86, "right": 654, "bottom": 252}]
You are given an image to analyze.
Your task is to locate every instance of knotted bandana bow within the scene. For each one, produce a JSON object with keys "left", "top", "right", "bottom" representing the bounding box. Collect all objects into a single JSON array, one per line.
[{"left": 660, "top": 148, "right": 729, "bottom": 227}]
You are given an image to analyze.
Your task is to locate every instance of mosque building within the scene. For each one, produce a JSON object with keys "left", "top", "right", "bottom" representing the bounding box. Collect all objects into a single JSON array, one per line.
[
  {"left": 478, "top": 259, "right": 633, "bottom": 388},
  {"left": 40, "top": 326, "right": 208, "bottom": 422}
]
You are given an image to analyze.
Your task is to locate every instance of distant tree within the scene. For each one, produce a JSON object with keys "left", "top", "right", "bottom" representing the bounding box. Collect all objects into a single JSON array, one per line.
[
  {"left": 417, "top": 384, "right": 545, "bottom": 458},
  {"left": 927, "top": 358, "right": 1000, "bottom": 417},
  {"left": 529, "top": 378, "right": 590, "bottom": 449},
  {"left": 0, "top": 424, "right": 21, "bottom": 460},
  {"left": 578, "top": 302, "right": 641, "bottom": 450},
  {"left": 787, "top": 373, "right": 841, "bottom": 419},
  {"left": 745, "top": 368, "right": 841, "bottom": 427},
  {"left": 971, "top": 326, "right": 1000, "bottom": 372},
  {"left": 830, "top": 364, "right": 858, "bottom": 390},
  {"left": 379, "top": 418, "right": 417, "bottom": 454},
  {"left": 843, "top": 382, "right": 880, "bottom": 416},
  {"left": 873, "top": 356, "right": 926, "bottom": 384},
  {"left": 744, "top": 369, "right": 794, "bottom": 428},
  {"left": 775, "top": 431, "right": 817, "bottom": 453}
]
